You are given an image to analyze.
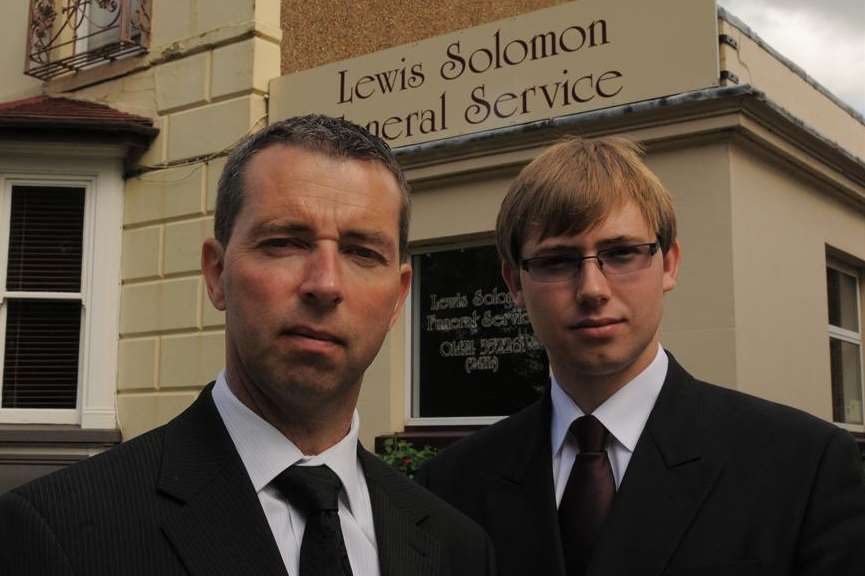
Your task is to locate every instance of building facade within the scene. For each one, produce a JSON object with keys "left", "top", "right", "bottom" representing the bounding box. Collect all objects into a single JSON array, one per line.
[{"left": 0, "top": 0, "right": 863, "bottom": 489}]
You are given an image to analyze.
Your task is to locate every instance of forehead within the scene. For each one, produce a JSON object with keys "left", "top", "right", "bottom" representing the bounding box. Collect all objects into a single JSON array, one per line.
[
  {"left": 239, "top": 145, "right": 402, "bottom": 227},
  {"left": 525, "top": 201, "right": 653, "bottom": 250}
]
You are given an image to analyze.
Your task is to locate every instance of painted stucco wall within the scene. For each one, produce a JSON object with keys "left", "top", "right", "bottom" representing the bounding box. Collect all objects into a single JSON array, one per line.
[
  {"left": 729, "top": 141, "right": 865, "bottom": 423},
  {"left": 0, "top": 1, "right": 43, "bottom": 101}
]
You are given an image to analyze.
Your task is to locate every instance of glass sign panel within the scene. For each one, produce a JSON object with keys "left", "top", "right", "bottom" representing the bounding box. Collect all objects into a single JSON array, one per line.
[{"left": 413, "top": 245, "right": 547, "bottom": 417}]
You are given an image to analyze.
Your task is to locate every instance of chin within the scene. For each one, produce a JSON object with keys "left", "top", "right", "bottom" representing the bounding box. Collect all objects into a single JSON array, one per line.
[{"left": 568, "top": 349, "right": 637, "bottom": 376}]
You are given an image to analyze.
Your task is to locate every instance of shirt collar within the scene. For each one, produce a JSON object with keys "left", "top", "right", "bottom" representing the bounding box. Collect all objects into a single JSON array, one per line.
[
  {"left": 551, "top": 344, "right": 668, "bottom": 456},
  {"left": 212, "top": 371, "right": 363, "bottom": 513}
]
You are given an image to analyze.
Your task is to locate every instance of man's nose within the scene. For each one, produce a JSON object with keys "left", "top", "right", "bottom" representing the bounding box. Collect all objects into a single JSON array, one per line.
[
  {"left": 575, "top": 258, "right": 611, "bottom": 305},
  {"left": 300, "top": 245, "right": 344, "bottom": 307}
]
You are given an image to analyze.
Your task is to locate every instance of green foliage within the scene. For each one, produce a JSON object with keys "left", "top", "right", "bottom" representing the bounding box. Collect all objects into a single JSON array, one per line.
[{"left": 378, "top": 437, "right": 438, "bottom": 478}]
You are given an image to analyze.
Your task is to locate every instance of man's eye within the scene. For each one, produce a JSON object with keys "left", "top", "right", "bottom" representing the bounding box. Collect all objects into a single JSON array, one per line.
[
  {"left": 602, "top": 246, "right": 640, "bottom": 262},
  {"left": 534, "top": 256, "right": 574, "bottom": 271},
  {"left": 346, "top": 245, "right": 386, "bottom": 264},
  {"left": 259, "top": 238, "right": 304, "bottom": 249}
]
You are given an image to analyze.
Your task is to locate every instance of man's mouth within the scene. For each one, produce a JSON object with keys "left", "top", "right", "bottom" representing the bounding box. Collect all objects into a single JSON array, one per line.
[
  {"left": 572, "top": 317, "right": 623, "bottom": 337},
  {"left": 575, "top": 317, "right": 622, "bottom": 328},
  {"left": 282, "top": 326, "right": 345, "bottom": 347}
]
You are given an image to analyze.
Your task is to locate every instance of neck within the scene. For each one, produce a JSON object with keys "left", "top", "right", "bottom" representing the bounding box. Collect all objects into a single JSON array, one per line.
[
  {"left": 225, "top": 367, "right": 358, "bottom": 456},
  {"left": 554, "top": 343, "right": 659, "bottom": 414},
  {"left": 557, "top": 373, "right": 623, "bottom": 414}
]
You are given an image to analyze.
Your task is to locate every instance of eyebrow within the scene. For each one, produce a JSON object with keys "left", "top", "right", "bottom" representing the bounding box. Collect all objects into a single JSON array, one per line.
[
  {"left": 250, "top": 222, "right": 396, "bottom": 254},
  {"left": 595, "top": 235, "right": 653, "bottom": 249},
  {"left": 530, "top": 235, "right": 652, "bottom": 256},
  {"left": 249, "top": 222, "right": 312, "bottom": 239}
]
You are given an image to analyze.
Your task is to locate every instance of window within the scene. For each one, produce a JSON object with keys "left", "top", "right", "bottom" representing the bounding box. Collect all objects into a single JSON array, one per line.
[
  {"left": 0, "top": 150, "right": 123, "bottom": 428},
  {"left": 1, "top": 186, "right": 85, "bottom": 414},
  {"left": 827, "top": 259, "right": 864, "bottom": 428},
  {"left": 408, "top": 243, "right": 547, "bottom": 425},
  {"left": 25, "top": 0, "right": 152, "bottom": 80}
]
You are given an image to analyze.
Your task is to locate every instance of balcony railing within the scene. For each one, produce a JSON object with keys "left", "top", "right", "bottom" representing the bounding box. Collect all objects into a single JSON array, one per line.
[{"left": 25, "top": 0, "right": 151, "bottom": 81}]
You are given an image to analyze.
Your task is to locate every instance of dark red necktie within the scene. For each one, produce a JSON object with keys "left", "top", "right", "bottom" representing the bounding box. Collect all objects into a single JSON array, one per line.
[{"left": 558, "top": 415, "right": 615, "bottom": 576}]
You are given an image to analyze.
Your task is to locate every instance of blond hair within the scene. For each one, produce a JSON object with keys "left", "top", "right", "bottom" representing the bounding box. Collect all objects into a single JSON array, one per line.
[{"left": 496, "top": 136, "right": 676, "bottom": 266}]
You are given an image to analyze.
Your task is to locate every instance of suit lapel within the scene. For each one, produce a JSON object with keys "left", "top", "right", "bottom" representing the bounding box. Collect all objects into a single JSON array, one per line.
[
  {"left": 359, "top": 448, "right": 442, "bottom": 576},
  {"left": 157, "top": 385, "right": 287, "bottom": 576},
  {"left": 484, "top": 396, "right": 567, "bottom": 576},
  {"left": 588, "top": 356, "right": 725, "bottom": 576}
]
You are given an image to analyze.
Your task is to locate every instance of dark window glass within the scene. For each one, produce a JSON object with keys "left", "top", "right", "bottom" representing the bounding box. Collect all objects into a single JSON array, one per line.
[
  {"left": 413, "top": 245, "right": 547, "bottom": 417},
  {"left": 830, "top": 337, "right": 863, "bottom": 425},
  {"left": 6, "top": 186, "right": 85, "bottom": 292},
  {"left": 827, "top": 267, "right": 859, "bottom": 332},
  {"left": 2, "top": 300, "right": 82, "bottom": 409}
]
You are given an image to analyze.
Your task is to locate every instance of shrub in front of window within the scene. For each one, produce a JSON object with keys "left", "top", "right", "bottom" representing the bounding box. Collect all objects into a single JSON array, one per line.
[{"left": 378, "top": 437, "right": 438, "bottom": 478}]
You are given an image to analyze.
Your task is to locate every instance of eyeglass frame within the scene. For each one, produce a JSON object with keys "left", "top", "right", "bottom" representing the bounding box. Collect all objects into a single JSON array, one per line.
[{"left": 519, "top": 241, "right": 661, "bottom": 283}]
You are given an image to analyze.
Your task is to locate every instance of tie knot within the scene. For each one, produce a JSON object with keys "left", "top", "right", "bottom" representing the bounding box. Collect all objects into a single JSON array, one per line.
[
  {"left": 569, "top": 415, "right": 608, "bottom": 453},
  {"left": 273, "top": 464, "right": 343, "bottom": 513}
]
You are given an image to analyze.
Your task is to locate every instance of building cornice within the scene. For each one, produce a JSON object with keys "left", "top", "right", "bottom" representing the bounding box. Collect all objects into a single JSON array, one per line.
[{"left": 396, "top": 85, "right": 865, "bottom": 211}]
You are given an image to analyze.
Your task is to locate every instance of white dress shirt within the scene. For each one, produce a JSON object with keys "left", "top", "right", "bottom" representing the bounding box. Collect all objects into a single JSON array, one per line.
[
  {"left": 212, "top": 372, "right": 380, "bottom": 576},
  {"left": 551, "top": 345, "right": 668, "bottom": 506}
]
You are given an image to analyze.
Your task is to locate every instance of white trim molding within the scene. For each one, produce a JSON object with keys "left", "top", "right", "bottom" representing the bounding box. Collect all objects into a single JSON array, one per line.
[{"left": 0, "top": 147, "right": 123, "bottom": 430}]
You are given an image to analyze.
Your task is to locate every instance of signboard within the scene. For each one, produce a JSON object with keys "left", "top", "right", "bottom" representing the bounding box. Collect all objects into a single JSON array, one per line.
[
  {"left": 413, "top": 245, "right": 547, "bottom": 418},
  {"left": 270, "top": 0, "right": 719, "bottom": 147}
]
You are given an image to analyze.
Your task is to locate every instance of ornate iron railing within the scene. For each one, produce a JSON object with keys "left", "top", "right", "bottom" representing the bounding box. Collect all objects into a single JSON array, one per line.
[{"left": 25, "top": 0, "right": 151, "bottom": 80}]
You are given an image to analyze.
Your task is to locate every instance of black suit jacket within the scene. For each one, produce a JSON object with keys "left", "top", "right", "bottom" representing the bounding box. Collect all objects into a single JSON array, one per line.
[
  {"left": 0, "top": 385, "right": 495, "bottom": 576},
  {"left": 417, "top": 354, "right": 865, "bottom": 576}
]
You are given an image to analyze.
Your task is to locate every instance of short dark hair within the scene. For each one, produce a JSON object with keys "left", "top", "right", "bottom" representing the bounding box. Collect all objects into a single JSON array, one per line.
[
  {"left": 497, "top": 136, "right": 677, "bottom": 267},
  {"left": 215, "top": 114, "right": 411, "bottom": 261}
]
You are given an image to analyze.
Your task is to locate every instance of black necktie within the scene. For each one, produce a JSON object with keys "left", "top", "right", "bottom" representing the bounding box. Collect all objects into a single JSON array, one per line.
[
  {"left": 272, "top": 465, "right": 354, "bottom": 576},
  {"left": 558, "top": 415, "right": 616, "bottom": 576}
]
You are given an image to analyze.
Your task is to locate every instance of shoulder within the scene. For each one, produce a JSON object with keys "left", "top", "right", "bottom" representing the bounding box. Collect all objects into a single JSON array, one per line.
[
  {"left": 4, "top": 424, "right": 168, "bottom": 515},
  {"left": 363, "top": 451, "right": 486, "bottom": 532},
  {"left": 691, "top": 375, "right": 845, "bottom": 444},
  {"left": 361, "top": 452, "right": 496, "bottom": 572},
  {"left": 692, "top": 379, "right": 865, "bottom": 564},
  {"left": 421, "top": 397, "right": 547, "bottom": 478},
  {"left": 5, "top": 384, "right": 220, "bottom": 511},
  {"left": 0, "top": 424, "right": 170, "bottom": 569},
  {"left": 665, "top": 363, "right": 862, "bottom": 486},
  {"left": 661, "top": 354, "right": 844, "bottom": 445}
]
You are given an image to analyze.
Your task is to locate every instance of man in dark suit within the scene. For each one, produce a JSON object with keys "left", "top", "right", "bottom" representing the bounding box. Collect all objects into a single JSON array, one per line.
[
  {"left": 0, "top": 115, "right": 495, "bottom": 576},
  {"left": 417, "top": 136, "right": 865, "bottom": 576}
]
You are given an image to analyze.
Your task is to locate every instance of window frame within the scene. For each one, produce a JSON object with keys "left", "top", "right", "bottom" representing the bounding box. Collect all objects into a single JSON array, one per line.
[
  {"left": 827, "top": 256, "right": 865, "bottom": 432},
  {"left": 0, "top": 143, "right": 123, "bottom": 429}
]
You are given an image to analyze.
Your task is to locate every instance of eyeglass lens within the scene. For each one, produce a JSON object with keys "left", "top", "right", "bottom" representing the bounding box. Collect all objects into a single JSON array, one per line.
[{"left": 524, "top": 243, "right": 657, "bottom": 282}]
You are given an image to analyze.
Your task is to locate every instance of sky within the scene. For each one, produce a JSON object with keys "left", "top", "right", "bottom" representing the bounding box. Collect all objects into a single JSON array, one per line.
[{"left": 717, "top": 0, "right": 865, "bottom": 118}]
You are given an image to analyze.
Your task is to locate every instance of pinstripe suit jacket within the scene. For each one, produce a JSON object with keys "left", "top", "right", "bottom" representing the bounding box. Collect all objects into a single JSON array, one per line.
[{"left": 0, "top": 384, "right": 495, "bottom": 576}]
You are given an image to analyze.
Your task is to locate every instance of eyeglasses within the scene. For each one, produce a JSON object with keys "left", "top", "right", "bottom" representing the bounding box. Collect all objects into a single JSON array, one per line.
[{"left": 520, "top": 242, "right": 660, "bottom": 283}]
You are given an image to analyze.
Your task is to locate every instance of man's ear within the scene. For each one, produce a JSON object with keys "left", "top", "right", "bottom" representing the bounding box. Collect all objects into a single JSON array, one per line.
[
  {"left": 502, "top": 260, "right": 525, "bottom": 307},
  {"left": 388, "top": 262, "right": 413, "bottom": 329},
  {"left": 201, "top": 238, "right": 227, "bottom": 311},
  {"left": 662, "top": 240, "right": 681, "bottom": 293}
]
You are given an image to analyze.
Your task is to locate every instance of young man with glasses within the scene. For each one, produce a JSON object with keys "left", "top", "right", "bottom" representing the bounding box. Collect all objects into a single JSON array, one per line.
[{"left": 417, "top": 137, "right": 865, "bottom": 576}]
